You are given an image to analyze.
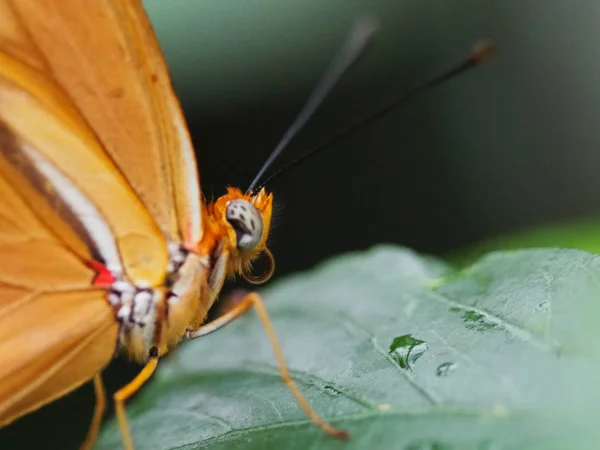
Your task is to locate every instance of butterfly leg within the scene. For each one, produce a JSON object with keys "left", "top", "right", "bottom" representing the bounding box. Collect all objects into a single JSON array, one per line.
[
  {"left": 80, "top": 373, "right": 106, "bottom": 450},
  {"left": 161, "top": 290, "right": 251, "bottom": 366},
  {"left": 114, "top": 357, "right": 159, "bottom": 450},
  {"left": 192, "top": 291, "right": 349, "bottom": 439},
  {"left": 189, "top": 289, "right": 254, "bottom": 338}
]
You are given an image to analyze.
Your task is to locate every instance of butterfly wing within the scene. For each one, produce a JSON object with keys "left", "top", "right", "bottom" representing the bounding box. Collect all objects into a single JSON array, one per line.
[
  {"left": 0, "top": 290, "right": 118, "bottom": 427},
  {"left": 4, "top": 0, "right": 203, "bottom": 246},
  {"left": 0, "top": 0, "right": 199, "bottom": 425},
  {"left": 0, "top": 51, "right": 169, "bottom": 285},
  {"left": 0, "top": 161, "right": 118, "bottom": 426}
]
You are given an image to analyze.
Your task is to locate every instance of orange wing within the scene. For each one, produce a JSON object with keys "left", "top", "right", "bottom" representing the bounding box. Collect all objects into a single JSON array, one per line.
[
  {"left": 0, "top": 51, "right": 169, "bottom": 286},
  {"left": 0, "top": 290, "right": 118, "bottom": 427},
  {"left": 2, "top": 0, "right": 203, "bottom": 246},
  {"left": 0, "top": 166, "right": 118, "bottom": 427},
  {"left": 0, "top": 0, "right": 201, "bottom": 425}
]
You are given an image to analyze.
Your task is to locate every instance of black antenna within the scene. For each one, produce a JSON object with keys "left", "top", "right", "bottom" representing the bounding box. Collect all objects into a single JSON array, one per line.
[
  {"left": 246, "top": 17, "right": 378, "bottom": 193},
  {"left": 254, "top": 40, "right": 494, "bottom": 192}
]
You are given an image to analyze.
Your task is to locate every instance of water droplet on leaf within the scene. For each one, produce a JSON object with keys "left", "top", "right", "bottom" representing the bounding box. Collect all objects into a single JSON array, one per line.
[
  {"left": 388, "top": 334, "right": 428, "bottom": 370},
  {"left": 436, "top": 362, "right": 457, "bottom": 377},
  {"left": 449, "top": 308, "right": 498, "bottom": 331}
]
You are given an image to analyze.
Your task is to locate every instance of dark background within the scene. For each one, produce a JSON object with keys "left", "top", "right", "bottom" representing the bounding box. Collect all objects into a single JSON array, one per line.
[{"left": 5, "top": 0, "right": 600, "bottom": 448}]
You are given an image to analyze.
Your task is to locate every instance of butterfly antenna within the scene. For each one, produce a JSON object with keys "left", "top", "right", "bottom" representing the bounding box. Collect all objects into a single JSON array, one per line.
[
  {"left": 246, "top": 17, "right": 378, "bottom": 193},
  {"left": 255, "top": 40, "right": 494, "bottom": 191}
]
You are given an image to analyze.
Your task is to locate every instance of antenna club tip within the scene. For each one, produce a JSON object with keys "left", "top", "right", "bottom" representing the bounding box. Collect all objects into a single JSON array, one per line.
[{"left": 471, "top": 40, "right": 494, "bottom": 63}]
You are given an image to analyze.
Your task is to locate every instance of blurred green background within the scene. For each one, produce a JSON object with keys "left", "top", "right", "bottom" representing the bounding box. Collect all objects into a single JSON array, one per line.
[{"left": 4, "top": 0, "right": 600, "bottom": 448}]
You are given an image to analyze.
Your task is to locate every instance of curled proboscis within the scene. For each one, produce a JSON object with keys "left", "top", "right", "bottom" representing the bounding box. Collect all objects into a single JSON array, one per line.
[{"left": 242, "top": 248, "right": 275, "bottom": 285}]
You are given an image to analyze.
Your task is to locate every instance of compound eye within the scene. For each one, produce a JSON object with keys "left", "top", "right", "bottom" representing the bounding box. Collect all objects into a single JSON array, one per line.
[{"left": 226, "top": 199, "right": 263, "bottom": 251}]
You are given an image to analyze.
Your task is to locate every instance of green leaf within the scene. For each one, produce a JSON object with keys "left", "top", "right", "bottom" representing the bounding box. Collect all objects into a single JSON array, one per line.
[{"left": 97, "top": 245, "right": 600, "bottom": 450}]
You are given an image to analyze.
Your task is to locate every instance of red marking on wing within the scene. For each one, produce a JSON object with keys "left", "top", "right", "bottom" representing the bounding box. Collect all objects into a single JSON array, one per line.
[{"left": 87, "top": 260, "right": 115, "bottom": 287}]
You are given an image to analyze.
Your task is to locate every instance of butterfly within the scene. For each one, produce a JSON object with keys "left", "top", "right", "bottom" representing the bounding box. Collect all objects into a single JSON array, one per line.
[{"left": 0, "top": 0, "right": 353, "bottom": 448}]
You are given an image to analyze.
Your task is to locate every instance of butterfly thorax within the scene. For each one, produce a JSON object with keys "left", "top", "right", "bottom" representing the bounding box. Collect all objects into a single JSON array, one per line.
[{"left": 111, "top": 187, "right": 274, "bottom": 363}]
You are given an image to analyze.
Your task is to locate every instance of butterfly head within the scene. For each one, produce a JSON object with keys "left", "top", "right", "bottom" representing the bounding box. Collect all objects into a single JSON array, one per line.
[{"left": 212, "top": 187, "right": 274, "bottom": 284}]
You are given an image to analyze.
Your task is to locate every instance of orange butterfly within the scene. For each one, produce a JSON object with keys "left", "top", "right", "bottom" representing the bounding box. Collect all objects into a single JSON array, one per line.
[{"left": 0, "top": 0, "right": 350, "bottom": 448}]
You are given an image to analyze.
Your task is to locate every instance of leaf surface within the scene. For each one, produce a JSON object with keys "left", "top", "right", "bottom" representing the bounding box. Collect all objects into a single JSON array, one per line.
[{"left": 98, "top": 245, "right": 600, "bottom": 450}]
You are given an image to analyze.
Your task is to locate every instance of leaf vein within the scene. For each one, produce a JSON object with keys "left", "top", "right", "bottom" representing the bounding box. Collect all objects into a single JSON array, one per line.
[
  {"left": 428, "top": 291, "right": 559, "bottom": 353},
  {"left": 244, "top": 362, "right": 380, "bottom": 411},
  {"left": 170, "top": 405, "right": 515, "bottom": 450},
  {"left": 338, "top": 313, "right": 443, "bottom": 405}
]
